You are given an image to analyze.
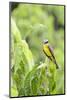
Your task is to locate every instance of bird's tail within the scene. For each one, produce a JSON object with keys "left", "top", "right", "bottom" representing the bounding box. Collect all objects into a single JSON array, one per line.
[{"left": 54, "top": 60, "right": 59, "bottom": 69}]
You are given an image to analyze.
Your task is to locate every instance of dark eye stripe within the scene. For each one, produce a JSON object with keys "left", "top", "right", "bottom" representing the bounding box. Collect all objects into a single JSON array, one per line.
[
  {"left": 43, "top": 40, "right": 48, "bottom": 44},
  {"left": 45, "top": 41, "right": 48, "bottom": 43}
]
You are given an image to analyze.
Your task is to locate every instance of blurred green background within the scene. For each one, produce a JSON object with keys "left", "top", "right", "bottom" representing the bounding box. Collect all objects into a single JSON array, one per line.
[{"left": 10, "top": 2, "right": 65, "bottom": 97}]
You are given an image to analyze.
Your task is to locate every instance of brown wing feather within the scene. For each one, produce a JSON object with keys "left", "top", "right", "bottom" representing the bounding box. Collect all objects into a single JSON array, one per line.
[
  {"left": 48, "top": 45, "right": 55, "bottom": 60},
  {"left": 48, "top": 45, "right": 59, "bottom": 68}
]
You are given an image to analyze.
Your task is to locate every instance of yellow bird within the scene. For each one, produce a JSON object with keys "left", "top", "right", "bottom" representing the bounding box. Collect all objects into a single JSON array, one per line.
[{"left": 43, "top": 40, "right": 59, "bottom": 69}]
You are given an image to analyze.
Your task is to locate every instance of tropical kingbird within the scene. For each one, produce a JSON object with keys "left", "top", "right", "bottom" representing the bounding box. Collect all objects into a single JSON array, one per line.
[{"left": 43, "top": 40, "right": 59, "bottom": 69}]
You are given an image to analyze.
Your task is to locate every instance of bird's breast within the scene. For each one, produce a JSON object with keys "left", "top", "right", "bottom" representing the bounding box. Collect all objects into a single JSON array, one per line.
[{"left": 43, "top": 44, "right": 52, "bottom": 57}]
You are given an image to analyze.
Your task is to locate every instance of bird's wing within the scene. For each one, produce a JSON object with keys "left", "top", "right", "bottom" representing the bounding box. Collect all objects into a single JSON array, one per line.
[{"left": 48, "top": 45, "right": 56, "bottom": 61}]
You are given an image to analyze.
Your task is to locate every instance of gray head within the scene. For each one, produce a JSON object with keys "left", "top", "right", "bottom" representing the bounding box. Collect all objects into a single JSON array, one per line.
[{"left": 43, "top": 39, "right": 48, "bottom": 44}]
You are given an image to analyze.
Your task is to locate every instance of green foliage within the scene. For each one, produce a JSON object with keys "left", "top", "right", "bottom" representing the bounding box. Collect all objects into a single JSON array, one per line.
[{"left": 11, "top": 4, "right": 64, "bottom": 97}]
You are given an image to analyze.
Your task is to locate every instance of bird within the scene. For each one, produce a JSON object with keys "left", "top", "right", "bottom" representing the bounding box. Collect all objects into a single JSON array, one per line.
[{"left": 43, "top": 39, "right": 59, "bottom": 69}]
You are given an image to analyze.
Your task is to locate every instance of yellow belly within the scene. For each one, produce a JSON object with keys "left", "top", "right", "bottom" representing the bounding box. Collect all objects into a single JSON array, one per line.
[{"left": 43, "top": 44, "right": 52, "bottom": 57}]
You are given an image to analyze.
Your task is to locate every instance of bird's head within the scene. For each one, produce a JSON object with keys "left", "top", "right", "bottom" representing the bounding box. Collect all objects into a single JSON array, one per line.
[{"left": 43, "top": 39, "right": 48, "bottom": 44}]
